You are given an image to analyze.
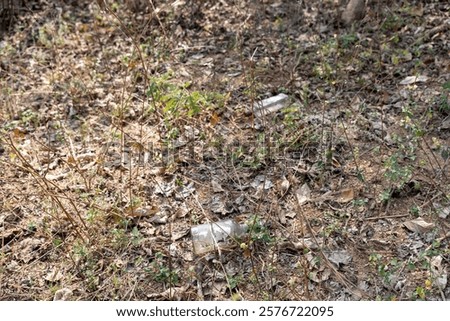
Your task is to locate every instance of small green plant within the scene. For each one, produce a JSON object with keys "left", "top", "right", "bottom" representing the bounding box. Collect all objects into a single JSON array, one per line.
[
  {"left": 381, "top": 14, "right": 404, "bottom": 32},
  {"left": 52, "top": 238, "right": 63, "bottom": 247},
  {"left": 48, "top": 285, "right": 60, "bottom": 295},
  {"left": 230, "top": 145, "right": 245, "bottom": 163},
  {"left": 147, "top": 252, "right": 179, "bottom": 284},
  {"left": 379, "top": 189, "right": 391, "bottom": 203},
  {"left": 369, "top": 253, "right": 382, "bottom": 264},
  {"left": 409, "top": 205, "right": 420, "bottom": 217},
  {"left": 146, "top": 73, "right": 226, "bottom": 121},
  {"left": 352, "top": 198, "right": 368, "bottom": 207},
  {"left": 175, "top": 177, "right": 183, "bottom": 186},
  {"left": 227, "top": 274, "right": 242, "bottom": 290},
  {"left": 111, "top": 228, "right": 128, "bottom": 247},
  {"left": 322, "top": 221, "right": 343, "bottom": 237},
  {"left": 313, "top": 62, "right": 334, "bottom": 80},
  {"left": 27, "top": 221, "right": 37, "bottom": 233},
  {"left": 166, "top": 127, "right": 180, "bottom": 141},
  {"left": 437, "top": 81, "right": 450, "bottom": 113},
  {"left": 86, "top": 208, "right": 99, "bottom": 224},
  {"left": 72, "top": 241, "right": 89, "bottom": 260},
  {"left": 129, "top": 196, "right": 143, "bottom": 208},
  {"left": 38, "top": 25, "right": 51, "bottom": 47},
  {"left": 130, "top": 226, "right": 142, "bottom": 246},
  {"left": 84, "top": 268, "right": 100, "bottom": 291},
  {"left": 412, "top": 285, "right": 429, "bottom": 300},
  {"left": 19, "top": 109, "right": 38, "bottom": 126},
  {"left": 246, "top": 215, "right": 272, "bottom": 244},
  {"left": 423, "top": 240, "right": 442, "bottom": 258},
  {"left": 339, "top": 33, "right": 358, "bottom": 49},
  {"left": 243, "top": 147, "right": 267, "bottom": 169},
  {"left": 369, "top": 253, "right": 401, "bottom": 285},
  {"left": 35, "top": 22, "right": 67, "bottom": 48},
  {"left": 384, "top": 153, "right": 412, "bottom": 187},
  {"left": 282, "top": 105, "right": 302, "bottom": 129},
  {"left": 390, "top": 48, "right": 412, "bottom": 65}
]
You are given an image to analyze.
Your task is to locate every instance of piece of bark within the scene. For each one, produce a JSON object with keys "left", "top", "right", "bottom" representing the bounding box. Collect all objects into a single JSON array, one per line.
[{"left": 342, "top": 0, "right": 366, "bottom": 25}]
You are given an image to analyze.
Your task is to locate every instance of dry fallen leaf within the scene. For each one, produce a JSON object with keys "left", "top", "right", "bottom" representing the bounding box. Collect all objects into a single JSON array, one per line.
[
  {"left": 67, "top": 155, "right": 77, "bottom": 165},
  {"left": 210, "top": 195, "right": 233, "bottom": 215},
  {"left": 326, "top": 250, "right": 353, "bottom": 266},
  {"left": 147, "top": 285, "right": 189, "bottom": 300},
  {"left": 45, "top": 172, "right": 68, "bottom": 181},
  {"left": 125, "top": 206, "right": 159, "bottom": 218},
  {"left": 210, "top": 112, "right": 220, "bottom": 126},
  {"left": 400, "top": 75, "right": 428, "bottom": 85},
  {"left": 53, "top": 288, "right": 73, "bottom": 301},
  {"left": 313, "top": 188, "right": 355, "bottom": 203},
  {"left": 45, "top": 270, "right": 64, "bottom": 282},
  {"left": 430, "top": 255, "right": 447, "bottom": 290},
  {"left": 211, "top": 179, "right": 225, "bottom": 192},
  {"left": 171, "top": 228, "right": 189, "bottom": 241},
  {"left": 279, "top": 176, "right": 290, "bottom": 195},
  {"left": 403, "top": 217, "right": 435, "bottom": 233},
  {"left": 281, "top": 238, "right": 322, "bottom": 250},
  {"left": 12, "top": 127, "right": 26, "bottom": 139},
  {"left": 296, "top": 183, "right": 311, "bottom": 205},
  {"left": 410, "top": 3, "right": 424, "bottom": 17},
  {"left": 334, "top": 188, "right": 354, "bottom": 203}
]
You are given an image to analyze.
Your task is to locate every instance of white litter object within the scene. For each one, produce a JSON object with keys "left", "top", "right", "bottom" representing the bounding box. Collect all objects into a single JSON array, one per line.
[
  {"left": 191, "top": 219, "right": 247, "bottom": 255},
  {"left": 399, "top": 75, "right": 428, "bottom": 85},
  {"left": 253, "top": 93, "right": 289, "bottom": 117}
]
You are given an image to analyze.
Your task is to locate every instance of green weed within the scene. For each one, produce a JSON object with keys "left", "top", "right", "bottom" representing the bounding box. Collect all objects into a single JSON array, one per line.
[
  {"left": 146, "top": 73, "right": 226, "bottom": 120},
  {"left": 339, "top": 33, "right": 358, "bottom": 49},
  {"left": 437, "top": 81, "right": 450, "bottom": 113},
  {"left": 369, "top": 253, "right": 400, "bottom": 285},
  {"left": 146, "top": 252, "right": 179, "bottom": 284},
  {"left": 384, "top": 153, "right": 412, "bottom": 187},
  {"left": 246, "top": 215, "right": 273, "bottom": 244}
]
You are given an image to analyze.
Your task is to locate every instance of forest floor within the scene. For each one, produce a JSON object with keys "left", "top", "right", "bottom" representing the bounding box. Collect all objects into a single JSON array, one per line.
[{"left": 1, "top": 0, "right": 449, "bottom": 300}]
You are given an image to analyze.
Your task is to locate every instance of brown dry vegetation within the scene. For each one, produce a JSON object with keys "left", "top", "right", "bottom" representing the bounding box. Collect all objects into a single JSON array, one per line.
[{"left": 1, "top": 0, "right": 449, "bottom": 300}]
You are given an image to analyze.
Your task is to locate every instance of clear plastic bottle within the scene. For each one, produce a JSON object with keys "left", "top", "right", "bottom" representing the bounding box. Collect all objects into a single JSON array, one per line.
[
  {"left": 253, "top": 93, "right": 289, "bottom": 117},
  {"left": 191, "top": 219, "right": 247, "bottom": 255}
]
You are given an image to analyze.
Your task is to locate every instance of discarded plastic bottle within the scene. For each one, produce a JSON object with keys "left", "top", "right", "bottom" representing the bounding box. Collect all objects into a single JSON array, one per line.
[
  {"left": 253, "top": 93, "right": 289, "bottom": 117},
  {"left": 191, "top": 219, "right": 247, "bottom": 255}
]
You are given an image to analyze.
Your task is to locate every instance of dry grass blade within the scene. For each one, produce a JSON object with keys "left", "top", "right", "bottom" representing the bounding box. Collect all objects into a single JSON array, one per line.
[{"left": 4, "top": 135, "right": 89, "bottom": 241}]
